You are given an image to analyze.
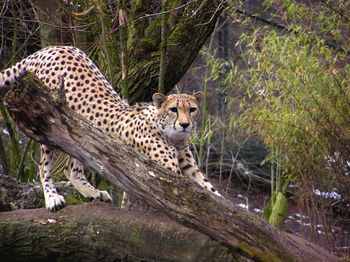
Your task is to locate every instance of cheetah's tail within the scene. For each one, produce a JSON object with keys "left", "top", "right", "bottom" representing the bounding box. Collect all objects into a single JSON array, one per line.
[{"left": 0, "top": 60, "right": 27, "bottom": 96}]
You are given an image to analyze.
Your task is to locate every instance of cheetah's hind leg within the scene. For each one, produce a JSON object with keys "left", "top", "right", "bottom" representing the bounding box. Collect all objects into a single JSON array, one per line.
[{"left": 64, "top": 157, "right": 112, "bottom": 204}]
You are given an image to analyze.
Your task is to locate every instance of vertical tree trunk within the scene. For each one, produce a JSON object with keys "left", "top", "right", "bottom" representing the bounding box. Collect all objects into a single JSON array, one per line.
[
  {"left": 35, "top": 0, "right": 62, "bottom": 46},
  {"left": 116, "top": 0, "right": 222, "bottom": 103},
  {"left": 118, "top": 0, "right": 129, "bottom": 100},
  {"left": 158, "top": 0, "right": 168, "bottom": 94}
]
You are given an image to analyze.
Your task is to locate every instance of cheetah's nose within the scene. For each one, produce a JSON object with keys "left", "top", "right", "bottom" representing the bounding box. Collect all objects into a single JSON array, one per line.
[{"left": 180, "top": 122, "right": 190, "bottom": 129}]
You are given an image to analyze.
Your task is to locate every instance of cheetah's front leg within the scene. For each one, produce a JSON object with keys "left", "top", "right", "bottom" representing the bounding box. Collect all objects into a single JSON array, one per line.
[
  {"left": 178, "top": 146, "right": 222, "bottom": 197},
  {"left": 39, "top": 145, "right": 66, "bottom": 211}
]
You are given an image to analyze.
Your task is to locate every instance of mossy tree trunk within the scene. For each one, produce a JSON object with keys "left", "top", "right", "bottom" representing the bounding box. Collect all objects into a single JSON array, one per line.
[
  {"left": 0, "top": 204, "right": 234, "bottom": 262},
  {"left": 1, "top": 72, "right": 339, "bottom": 262}
]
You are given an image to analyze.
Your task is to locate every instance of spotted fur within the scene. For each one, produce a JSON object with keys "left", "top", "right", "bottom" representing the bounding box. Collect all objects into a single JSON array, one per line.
[{"left": 0, "top": 46, "right": 221, "bottom": 211}]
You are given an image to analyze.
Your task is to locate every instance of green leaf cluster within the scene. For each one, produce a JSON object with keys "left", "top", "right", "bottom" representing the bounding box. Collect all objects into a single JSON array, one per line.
[{"left": 233, "top": 14, "right": 350, "bottom": 206}]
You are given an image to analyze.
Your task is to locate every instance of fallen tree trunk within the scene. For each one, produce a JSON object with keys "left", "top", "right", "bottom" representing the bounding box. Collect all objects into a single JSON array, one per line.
[
  {"left": 2, "top": 73, "right": 338, "bottom": 261},
  {"left": 0, "top": 203, "right": 233, "bottom": 262}
]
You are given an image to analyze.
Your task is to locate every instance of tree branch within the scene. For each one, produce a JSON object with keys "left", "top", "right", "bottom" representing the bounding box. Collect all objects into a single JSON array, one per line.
[{"left": 2, "top": 72, "right": 338, "bottom": 261}]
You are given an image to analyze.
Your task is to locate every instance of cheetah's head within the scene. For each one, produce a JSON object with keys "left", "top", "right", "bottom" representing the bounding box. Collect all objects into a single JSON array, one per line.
[{"left": 152, "top": 92, "right": 203, "bottom": 140}]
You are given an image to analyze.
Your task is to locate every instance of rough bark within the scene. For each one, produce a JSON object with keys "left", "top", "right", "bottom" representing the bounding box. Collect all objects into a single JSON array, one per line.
[
  {"left": 1, "top": 73, "right": 339, "bottom": 262},
  {"left": 0, "top": 203, "right": 233, "bottom": 262}
]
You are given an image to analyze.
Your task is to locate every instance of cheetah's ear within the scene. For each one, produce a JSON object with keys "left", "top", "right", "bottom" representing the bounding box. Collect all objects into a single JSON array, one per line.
[
  {"left": 193, "top": 91, "right": 204, "bottom": 105},
  {"left": 153, "top": 93, "right": 167, "bottom": 108}
]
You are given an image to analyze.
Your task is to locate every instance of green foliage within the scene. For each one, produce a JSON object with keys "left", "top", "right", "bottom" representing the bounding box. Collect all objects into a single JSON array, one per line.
[
  {"left": 199, "top": 20, "right": 217, "bottom": 170},
  {"left": 235, "top": 21, "right": 350, "bottom": 201},
  {"left": 0, "top": 37, "right": 39, "bottom": 181},
  {"left": 194, "top": 20, "right": 272, "bottom": 188},
  {"left": 226, "top": 0, "right": 350, "bottom": 253},
  {"left": 216, "top": 2, "right": 350, "bottom": 250},
  {"left": 0, "top": 102, "right": 39, "bottom": 181}
]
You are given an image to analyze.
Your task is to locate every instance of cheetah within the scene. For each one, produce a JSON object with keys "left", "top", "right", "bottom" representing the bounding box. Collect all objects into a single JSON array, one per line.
[{"left": 0, "top": 46, "right": 221, "bottom": 211}]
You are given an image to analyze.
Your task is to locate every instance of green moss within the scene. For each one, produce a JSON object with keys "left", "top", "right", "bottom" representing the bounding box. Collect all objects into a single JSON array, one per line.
[
  {"left": 131, "top": 0, "right": 148, "bottom": 15},
  {"left": 144, "top": 16, "right": 162, "bottom": 46},
  {"left": 198, "top": 239, "right": 234, "bottom": 261},
  {"left": 64, "top": 196, "right": 86, "bottom": 206},
  {"left": 237, "top": 241, "right": 280, "bottom": 262}
]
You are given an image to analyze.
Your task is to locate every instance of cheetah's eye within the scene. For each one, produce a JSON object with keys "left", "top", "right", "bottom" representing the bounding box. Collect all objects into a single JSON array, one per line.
[
  {"left": 189, "top": 107, "right": 197, "bottom": 113},
  {"left": 169, "top": 107, "right": 178, "bottom": 113}
]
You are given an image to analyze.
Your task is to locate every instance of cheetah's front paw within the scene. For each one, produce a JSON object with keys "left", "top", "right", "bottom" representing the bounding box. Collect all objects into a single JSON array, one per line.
[{"left": 45, "top": 193, "right": 66, "bottom": 212}]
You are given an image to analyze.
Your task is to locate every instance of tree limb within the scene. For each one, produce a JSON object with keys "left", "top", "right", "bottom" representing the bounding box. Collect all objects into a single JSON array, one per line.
[{"left": 2, "top": 72, "right": 339, "bottom": 262}]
